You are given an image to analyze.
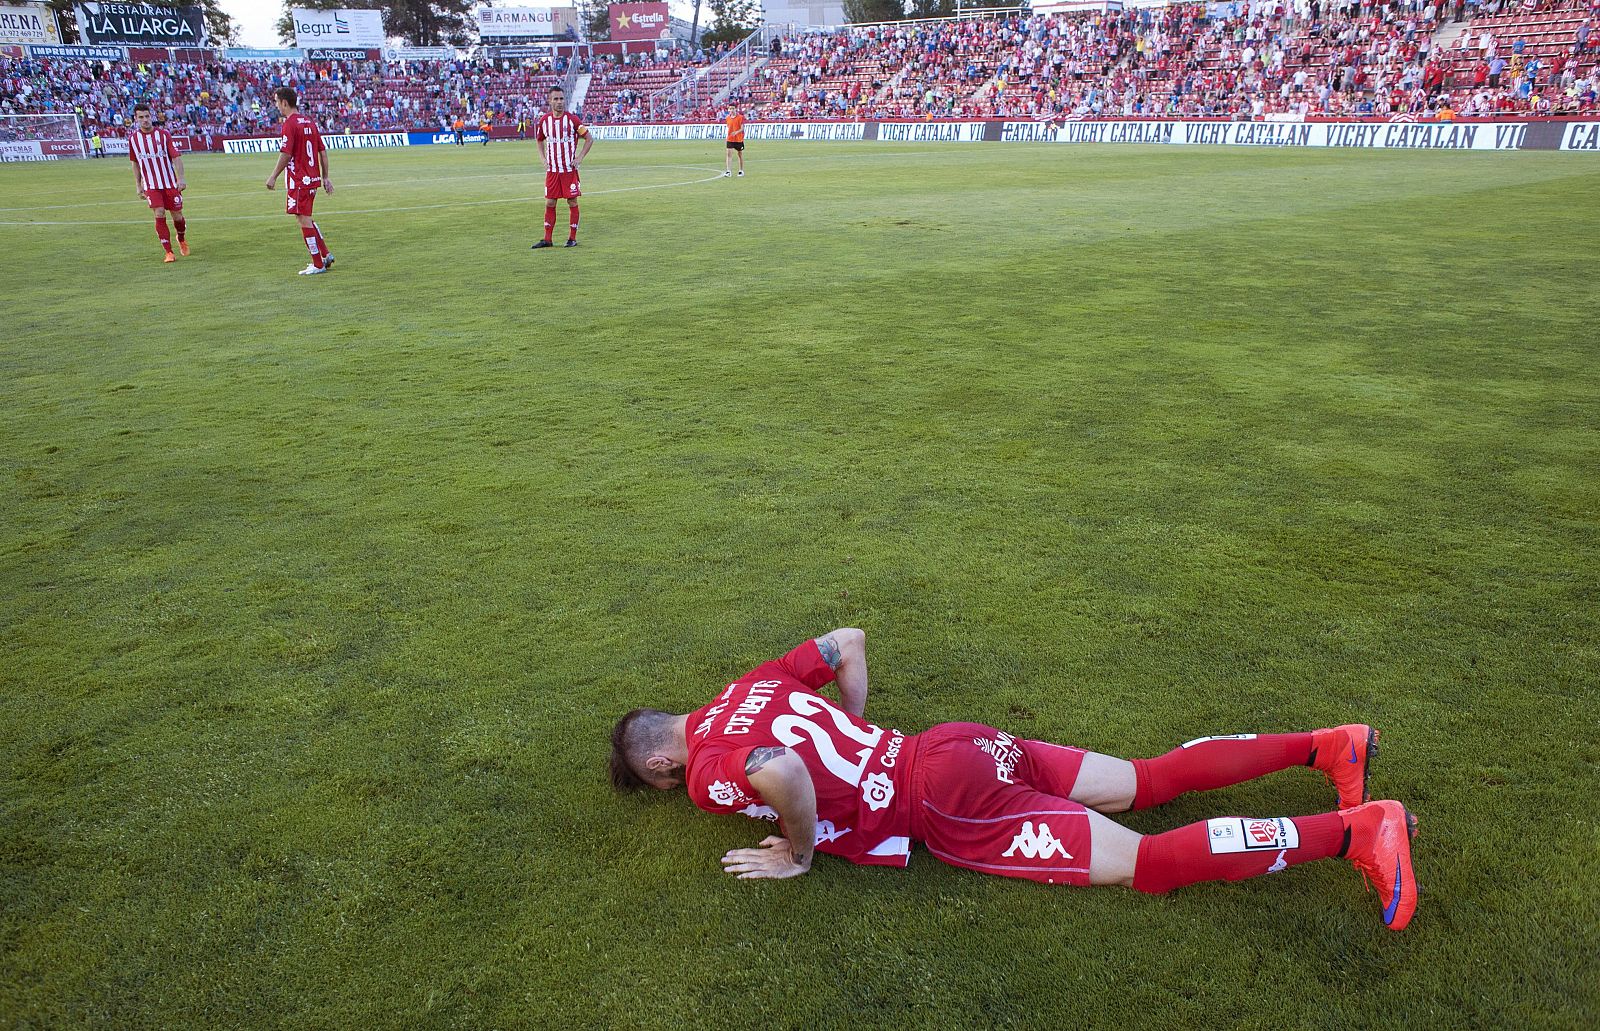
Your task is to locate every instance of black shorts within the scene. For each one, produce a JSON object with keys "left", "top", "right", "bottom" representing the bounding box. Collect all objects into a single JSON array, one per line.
[{"left": 726, "top": 141, "right": 745, "bottom": 152}]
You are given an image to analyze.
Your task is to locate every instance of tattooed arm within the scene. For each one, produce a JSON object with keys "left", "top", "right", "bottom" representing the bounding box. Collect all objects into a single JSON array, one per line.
[
  {"left": 719, "top": 747, "right": 817, "bottom": 880},
  {"left": 814, "top": 627, "right": 868, "bottom": 717}
]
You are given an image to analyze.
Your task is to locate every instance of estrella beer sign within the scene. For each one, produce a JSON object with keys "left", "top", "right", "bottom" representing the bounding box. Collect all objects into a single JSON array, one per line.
[{"left": 608, "top": 2, "right": 668, "bottom": 41}]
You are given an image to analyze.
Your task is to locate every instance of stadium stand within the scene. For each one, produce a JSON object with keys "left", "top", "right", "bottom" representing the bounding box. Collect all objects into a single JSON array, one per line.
[{"left": 2, "top": 1, "right": 1595, "bottom": 144}]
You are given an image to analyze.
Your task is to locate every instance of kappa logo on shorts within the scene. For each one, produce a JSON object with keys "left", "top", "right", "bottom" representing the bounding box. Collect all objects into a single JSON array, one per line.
[{"left": 1002, "top": 821, "right": 1072, "bottom": 860}]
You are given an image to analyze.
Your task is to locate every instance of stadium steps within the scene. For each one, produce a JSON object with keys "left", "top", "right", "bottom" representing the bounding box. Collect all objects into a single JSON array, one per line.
[{"left": 570, "top": 73, "right": 593, "bottom": 113}]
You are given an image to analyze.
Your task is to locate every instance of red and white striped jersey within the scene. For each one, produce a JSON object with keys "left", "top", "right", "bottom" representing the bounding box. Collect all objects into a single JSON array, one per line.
[
  {"left": 128, "top": 127, "right": 180, "bottom": 191},
  {"left": 536, "top": 111, "right": 587, "bottom": 173}
]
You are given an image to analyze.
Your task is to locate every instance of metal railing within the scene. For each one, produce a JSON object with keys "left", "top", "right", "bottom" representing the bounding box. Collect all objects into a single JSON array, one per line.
[{"left": 647, "top": 28, "right": 768, "bottom": 119}]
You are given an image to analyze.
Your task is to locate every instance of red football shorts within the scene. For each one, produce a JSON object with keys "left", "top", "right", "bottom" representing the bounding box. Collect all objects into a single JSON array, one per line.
[
  {"left": 286, "top": 185, "right": 317, "bottom": 216},
  {"left": 909, "top": 722, "right": 1093, "bottom": 885},
  {"left": 545, "top": 170, "right": 581, "bottom": 200},
  {"left": 145, "top": 187, "right": 182, "bottom": 212}
]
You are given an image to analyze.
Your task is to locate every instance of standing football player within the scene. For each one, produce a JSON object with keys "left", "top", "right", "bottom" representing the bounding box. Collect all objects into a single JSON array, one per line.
[
  {"left": 128, "top": 103, "right": 188, "bottom": 263},
  {"left": 532, "top": 87, "right": 591, "bottom": 249},
  {"left": 723, "top": 107, "right": 746, "bottom": 177},
  {"left": 265, "top": 87, "right": 335, "bottom": 276}
]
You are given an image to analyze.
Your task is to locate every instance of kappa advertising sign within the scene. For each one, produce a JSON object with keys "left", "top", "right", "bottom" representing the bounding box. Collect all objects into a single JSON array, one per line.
[
  {"left": 75, "top": 3, "right": 204, "bottom": 47},
  {"left": 476, "top": 6, "right": 576, "bottom": 39},
  {"left": 303, "top": 47, "right": 378, "bottom": 60},
  {"left": 291, "top": 8, "right": 384, "bottom": 49},
  {"left": 876, "top": 121, "right": 986, "bottom": 143},
  {"left": 608, "top": 2, "right": 669, "bottom": 41},
  {"left": 0, "top": 3, "right": 60, "bottom": 45},
  {"left": 223, "top": 132, "right": 407, "bottom": 155}
]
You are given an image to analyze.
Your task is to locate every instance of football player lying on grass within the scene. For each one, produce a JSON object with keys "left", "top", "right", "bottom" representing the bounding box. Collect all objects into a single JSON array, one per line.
[{"left": 611, "top": 628, "right": 1418, "bottom": 930}]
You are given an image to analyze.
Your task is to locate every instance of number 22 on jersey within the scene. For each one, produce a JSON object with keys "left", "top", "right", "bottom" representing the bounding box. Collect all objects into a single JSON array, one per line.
[{"left": 771, "top": 693, "right": 883, "bottom": 787}]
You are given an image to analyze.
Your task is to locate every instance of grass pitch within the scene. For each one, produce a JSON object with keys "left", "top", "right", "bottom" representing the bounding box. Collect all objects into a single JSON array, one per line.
[{"left": 3, "top": 141, "right": 1598, "bottom": 1027}]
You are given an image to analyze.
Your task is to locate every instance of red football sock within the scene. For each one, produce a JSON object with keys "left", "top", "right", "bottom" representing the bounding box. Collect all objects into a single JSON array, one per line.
[
  {"left": 172, "top": 216, "right": 186, "bottom": 241},
  {"left": 543, "top": 207, "right": 556, "bottom": 242},
  {"left": 567, "top": 203, "right": 579, "bottom": 240},
  {"left": 155, "top": 216, "right": 171, "bottom": 251},
  {"left": 1131, "top": 733, "right": 1314, "bottom": 810},
  {"left": 1131, "top": 812, "right": 1345, "bottom": 895},
  {"left": 301, "top": 227, "right": 324, "bottom": 268},
  {"left": 311, "top": 221, "right": 327, "bottom": 254}
]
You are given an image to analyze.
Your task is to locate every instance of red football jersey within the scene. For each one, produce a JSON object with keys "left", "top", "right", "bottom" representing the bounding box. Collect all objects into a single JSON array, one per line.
[
  {"left": 686, "top": 641, "right": 917, "bottom": 867},
  {"left": 280, "top": 112, "right": 324, "bottom": 188},
  {"left": 128, "top": 126, "right": 180, "bottom": 191},
  {"left": 535, "top": 111, "right": 587, "bottom": 173}
]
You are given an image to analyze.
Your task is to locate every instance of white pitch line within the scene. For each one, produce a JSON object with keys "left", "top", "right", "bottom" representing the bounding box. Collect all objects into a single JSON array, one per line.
[
  {"left": 0, "top": 160, "right": 726, "bottom": 208},
  {"left": 0, "top": 167, "right": 725, "bottom": 226}
]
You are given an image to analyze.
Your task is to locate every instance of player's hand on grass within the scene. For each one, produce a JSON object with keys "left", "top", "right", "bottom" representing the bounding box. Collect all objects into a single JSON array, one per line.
[
  {"left": 265, "top": 176, "right": 276, "bottom": 190},
  {"left": 323, "top": 180, "right": 333, "bottom": 194},
  {"left": 721, "top": 836, "right": 810, "bottom": 880}
]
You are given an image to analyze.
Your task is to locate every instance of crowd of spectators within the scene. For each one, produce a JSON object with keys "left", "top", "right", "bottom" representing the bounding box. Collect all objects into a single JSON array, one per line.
[
  {"left": 2, "top": 0, "right": 1596, "bottom": 142},
  {"left": 743, "top": 0, "right": 1598, "bottom": 120}
]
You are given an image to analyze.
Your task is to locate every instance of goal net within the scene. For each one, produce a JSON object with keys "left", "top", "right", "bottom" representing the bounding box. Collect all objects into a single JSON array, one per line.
[{"left": 0, "top": 114, "right": 87, "bottom": 161}]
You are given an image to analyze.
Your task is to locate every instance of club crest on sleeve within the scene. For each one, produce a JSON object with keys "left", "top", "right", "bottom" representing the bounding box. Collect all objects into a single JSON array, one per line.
[
  {"left": 860, "top": 771, "right": 895, "bottom": 811},
  {"left": 708, "top": 780, "right": 750, "bottom": 806}
]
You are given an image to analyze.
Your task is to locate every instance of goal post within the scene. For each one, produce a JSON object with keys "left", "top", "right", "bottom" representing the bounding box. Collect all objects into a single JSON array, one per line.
[{"left": 0, "top": 113, "right": 88, "bottom": 161}]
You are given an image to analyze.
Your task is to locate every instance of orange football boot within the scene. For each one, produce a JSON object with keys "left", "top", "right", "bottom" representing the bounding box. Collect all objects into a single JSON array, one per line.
[
  {"left": 178, "top": 240, "right": 190, "bottom": 257},
  {"left": 162, "top": 251, "right": 176, "bottom": 263},
  {"left": 1313, "top": 724, "right": 1378, "bottom": 809},
  {"left": 1341, "top": 800, "right": 1418, "bottom": 931}
]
